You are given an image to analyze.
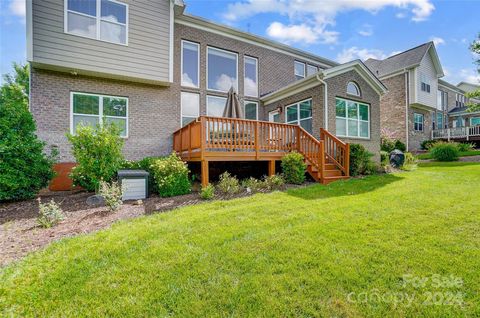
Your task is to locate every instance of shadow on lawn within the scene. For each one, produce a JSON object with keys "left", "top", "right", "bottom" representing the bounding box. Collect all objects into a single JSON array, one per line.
[{"left": 286, "top": 173, "right": 403, "bottom": 201}]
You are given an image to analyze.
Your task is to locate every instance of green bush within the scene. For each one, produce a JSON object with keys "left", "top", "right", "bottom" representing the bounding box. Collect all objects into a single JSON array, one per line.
[
  {"left": 281, "top": 151, "right": 306, "bottom": 184},
  {"left": 37, "top": 198, "right": 64, "bottom": 228},
  {"left": 401, "top": 152, "right": 418, "bottom": 171},
  {"left": 150, "top": 153, "right": 191, "bottom": 197},
  {"left": 241, "top": 177, "right": 266, "bottom": 193},
  {"left": 0, "top": 98, "right": 56, "bottom": 201},
  {"left": 199, "top": 184, "right": 215, "bottom": 200},
  {"left": 457, "top": 142, "right": 475, "bottom": 152},
  {"left": 380, "top": 151, "right": 389, "bottom": 166},
  {"left": 380, "top": 137, "right": 396, "bottom": 153},
  {"left": 67, "top": 124, "right": 124, "bottom": 192},
  {"left": 430, "top": 142, "right": 459, "bottom": 161},
  {"left": 263, "top": 174, "right": 285, "bottom": 191},
  {"left": 420, "top": 140, "right": 437, "bottom": 150},
  {"left": 394, "top": 140, "right": 407, "bottom": 152},
  {"left": 121, "top": 157, "right": 161, "bottom": 194},
  {"left": 217, "top": 172, "right": 241, "bottom": 195},
  {"left": 99, "top": 180, "right": 123, "bottom": 211},
  {"left": 349, "top": 144, "right": 376, "bottom": 176}
]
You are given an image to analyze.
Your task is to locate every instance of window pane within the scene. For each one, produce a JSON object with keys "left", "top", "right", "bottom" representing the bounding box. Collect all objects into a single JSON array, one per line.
[
  {"left": 100, "top": 20, "right": 126, "bottom": 44},
  {"left": 103, "top": 97, "right": 127, "bottom": 117},
  {"left": 207, "top": 48, "right": 237, "bottom": 92},
  {"left": 286, "top": 106, "right": 298, "bottom": 123},
  {"left": 73, "top": 94, "right": 99, "bottom": 115},
  {"left": 347, "top": 82, "right": 360, "bottom": 96},
  {"left": 359, "top": 104, "right": 369, "bottom": 121},
  {"left": 471, "top": 117, "right": 480, "bottom": 126},
  {"left": 68, "top": 0, "right": 96, "bottom": 16},
  {"left": 359, "top": 121, "right": 369, "bottom": 137},
  {"left": 181, "top": 92, "right": 199, "bottom": 118},
  {"left": 306, "top": 64, "right": 318, "bottom": 76},
  {"left": 347, "top": 101, "right": 358, "bottom": 119},
  {"left": 207, "top": 96, "right": 227, "bottom": 117},
  {"left": 299, "top": 100, "right": 312, "bottom": 119},
  {"left": 294, "top": 61, "right": 305, "bottom": 78},
  {"left": 67, "top": 12, "right": 96, "bottom": 38},
  {"left": 182, "top": 117, "right": 196, "bottom": 127},
  {"left": 101, "top": 0, "right": 126, "bottom": 24},
  {"left": 105, "top": 117, "right": 127, "bottom": 137},
  {"left": 182, "top": 42, "right": 199, "bottom": 87},
  {"left": 348, "top": 119, "right": 358, "bottom": 137},
  {"left": 336, "top": 99, "right": 346, "bottom": 117},
  {"left": 244, "top": 57, "right": 258, "bottom": 97},
  {"left": 73, "top": 115, "right": 99, "bottom": 133},
  {"left": 244, "top": 102, "right": 257, "bottom": 120},
  {"left": 336, "top": 118, "right": 346, "bottom": 136},
  {"left": 300, "top": 118, "right": 312, "bottom": 134}
]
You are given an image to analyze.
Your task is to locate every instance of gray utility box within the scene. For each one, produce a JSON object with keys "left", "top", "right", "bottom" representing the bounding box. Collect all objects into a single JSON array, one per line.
[{"left": 118, "top": 170, "right": 149, "bottom": 200}]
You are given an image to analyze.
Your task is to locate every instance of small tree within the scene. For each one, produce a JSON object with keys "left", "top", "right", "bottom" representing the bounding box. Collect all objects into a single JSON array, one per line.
[
  {"left": 467, "top": 34, "right": 480, "bottom": 111},
  {"left": 0, "top": 63, "right": 56, "bottom": 201},
  {"left": 67, "top": 123, "right": 124, "bottom": 191}
]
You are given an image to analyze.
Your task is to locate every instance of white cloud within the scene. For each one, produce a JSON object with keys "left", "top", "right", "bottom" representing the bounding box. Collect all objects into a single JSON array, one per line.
[
  {"left": 358, "top": 24, "right": 373, "bottom": 37},
  {"left": 215, "top": 74, "right": 237, "bottom": 92},
  {"left": 459, "top": 69, "right": 480, "bottom": 84},
  {"left": 430, "top": 36, "right": 445, "bottom": 46},
  {"left": 396, "top": 12, "right": 407, "bottom": 19},
  {"left": 244, "top": 77, "right": 258, "bottom": 97},
  {"left": 9, "top": 0, "right": 26, "bottom": 24},
  {"left": 224, "top": 0, "right": 434, "bottom": 44},
  {"left": 336, "top": 47, "right": 388, "bottom": 63}
]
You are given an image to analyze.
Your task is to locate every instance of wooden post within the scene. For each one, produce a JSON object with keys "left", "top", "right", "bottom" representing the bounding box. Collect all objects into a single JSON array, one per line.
[
  {"left": 466, "top": 127, "right": 470, "bottom": 141},
  {"left": 200, "top": 117, "right": 206, "bottom": 161},
  {"left": 447, "top": 128, "right": 451, "bottom": 142},
  {"left": 201, "top": 160, "right": 209, "bottom": 187},
  {"left": 319, "top": 140, "right": 325, "bottom": 183},
  {"left": 268, "top": 160, "right": 275, "bottom": 176},
  {"left": 255, "top": 121, "right": 260, "bottom": 159},
  {"left": 345, "top": 143, "right": 350, "bottom": 177},
  {"left": 296, "top": 126, "right": 300, "bottom": 151}
]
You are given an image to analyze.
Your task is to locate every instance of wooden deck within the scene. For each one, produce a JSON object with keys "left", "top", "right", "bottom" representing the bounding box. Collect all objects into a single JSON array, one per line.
[
  {"left": 173, "top": 116, "right": 350, "bottom": 186},
  {"left": 432, "top": 126, "right": 480, "bottom": 141}
]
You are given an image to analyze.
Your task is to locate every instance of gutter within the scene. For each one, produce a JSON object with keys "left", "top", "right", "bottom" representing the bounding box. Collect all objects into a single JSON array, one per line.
[
  {"left": 317, "top": 75, "right": 329, "bottom": 131},
  {"left": 405, "top": 69, "right": 409, "bottom": 151}
]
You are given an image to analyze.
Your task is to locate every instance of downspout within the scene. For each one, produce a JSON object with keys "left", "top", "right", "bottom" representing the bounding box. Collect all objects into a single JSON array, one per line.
[
  {"left": 405, "top": 69, "right": 409, "bottom": 151},
  {"left": 316, "top": 74, "right": 328, "bottom": 131}
]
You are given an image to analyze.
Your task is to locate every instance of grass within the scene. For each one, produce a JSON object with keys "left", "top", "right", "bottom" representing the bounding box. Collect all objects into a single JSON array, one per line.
[
  {"left": 417, "top": 149, "right": 480, "bottom": 160},
  {"left": 1, "top": 162, "right": 480, "bottom": 317}
]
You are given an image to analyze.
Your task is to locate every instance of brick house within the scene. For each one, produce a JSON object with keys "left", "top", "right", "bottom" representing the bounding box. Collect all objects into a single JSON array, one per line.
[{"left": 27, "top": 0, "right": 386, "bottom": 186}]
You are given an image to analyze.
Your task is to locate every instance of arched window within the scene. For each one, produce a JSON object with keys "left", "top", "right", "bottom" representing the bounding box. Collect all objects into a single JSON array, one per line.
[{"left": 347, "top": 81, "right": 360, "bottom": 96}]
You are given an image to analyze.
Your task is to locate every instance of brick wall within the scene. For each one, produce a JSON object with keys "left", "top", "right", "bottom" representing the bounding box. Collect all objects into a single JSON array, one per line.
[
  {"left": 408, "top": 107, "right": 433, "bottom": 150},
  {"left": 378, "top": 74, "right": 407, "bottom": 143}
]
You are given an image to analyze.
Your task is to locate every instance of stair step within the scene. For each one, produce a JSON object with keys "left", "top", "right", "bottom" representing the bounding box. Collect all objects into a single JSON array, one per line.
[
  {"left": 325, "top": 163, "right": 336, "bottom": 170},
  {"left": 324, "top": 169, "right": 342, "bottom": 177},
  {"left": 322, "top": 176, "right": 349, "bottom": 185}
]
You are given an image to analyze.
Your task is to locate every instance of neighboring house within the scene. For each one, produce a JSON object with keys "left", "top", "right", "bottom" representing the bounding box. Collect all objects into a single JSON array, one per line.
[
  {"left": 365, "top": 42, "right": 445, "bottom": 150},
  {"left": 27, "top": 0, "right": 386, "bottom": 186},
  {"left": 450, "top": 81, "right": 480, "bottom": 128}
]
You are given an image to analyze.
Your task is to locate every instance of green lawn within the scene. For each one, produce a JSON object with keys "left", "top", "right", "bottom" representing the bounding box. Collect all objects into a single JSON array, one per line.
[
  {"left": 1, "top": 163, "right": 480, "bottom": 317},
  {"left": 417, "top": 149, "right": 480, "bottom": 160}
]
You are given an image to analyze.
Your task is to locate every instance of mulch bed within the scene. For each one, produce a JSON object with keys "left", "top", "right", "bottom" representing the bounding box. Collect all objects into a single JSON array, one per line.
[{"left": 0, "top": 183, "right": 311, "bottom": 267}]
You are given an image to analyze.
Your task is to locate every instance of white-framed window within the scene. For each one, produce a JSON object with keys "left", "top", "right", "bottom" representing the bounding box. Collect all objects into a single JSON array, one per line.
[
  {"left": 244, "top": 56, "right": 258, "bottom": 97},
  {"left": 471, "top": 117, "right": 480, "bottom": 126},
  {"left": 294, "top": 61, "right": 306, "bottom": 80},
  {"left": 65, "top": 0, "right": 128, "bottom": 45},
  {"left": 306, "top": 64, "right": 318, "bottom": 76},
  {"left": 437, "top": 112, "right": 444, "bottom": 130},
  {"left": 285, "top": 99, "right": 312, "bottom": 134},
  {"left": 206, "top": 95, "right": 227, "bottom": 117},
  {"left": 413, "top": 113, "right": 424, "bottom": 131},
  {"left": 420, "top": 73, "right": 431, "bottom": 93},
  {"left": 207, "top": 47, "right": 238, "bottom": 92},
  {"left": 347, "top": 81, "right": 361, "bottom": 96},
  {"left": 71, "top": 92, "right": 128, "bottom": 137},
  {"left": 335, "top": 98, "right": 370, "bottom": 138},
  {"left": 437, "top": 90, "right": 448, "bottom": 111},
  {"left": 269, "top": 110, "right": 280, "bottom": 123},
  {"left": 181, "top": 92, "right": 199, "bottom": 127},
  {"left": 181, "top": 40, "right": 199, "bottom": 88},
  {"left": 244, "top": 101, "right": 258, "bottom": 120},
  {"left": 456, "top": 93, "right": 466, "bottom": 107}
]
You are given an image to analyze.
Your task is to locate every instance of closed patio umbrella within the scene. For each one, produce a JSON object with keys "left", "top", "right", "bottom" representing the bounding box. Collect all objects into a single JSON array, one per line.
[{"left": 223, "top": 86, "right": 244, "bottom": 119}]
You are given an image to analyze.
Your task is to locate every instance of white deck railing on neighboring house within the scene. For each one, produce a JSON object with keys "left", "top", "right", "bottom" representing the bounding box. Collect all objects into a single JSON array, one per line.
[{"left": 432, "top": 126, "right": 480, "bottom": 140}]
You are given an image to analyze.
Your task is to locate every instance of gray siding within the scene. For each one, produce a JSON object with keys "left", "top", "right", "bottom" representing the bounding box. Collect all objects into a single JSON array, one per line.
[
  {"left": 31, "top": 0, "right": 171, "bottom": 84},
  {"left": 413, "top": 50, "right": 438, "bottom": 108}
]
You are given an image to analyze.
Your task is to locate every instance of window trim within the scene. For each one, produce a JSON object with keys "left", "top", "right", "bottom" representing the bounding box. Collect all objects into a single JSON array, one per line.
[
  {"left": 306, "top": 64, "right": 318, "bottom": 76},
  {"left": 335, "top": 97, "right": 371, "bottom": 139},
  {"left": 244, "top": 100, "right": 258, "bottom": 120},
  {"left": 346, "top": 81, "right": 361, "bottom": 97},
  {"left": 413, "top": 112, "right": 424, "bottom": 132},
  {"left": 206, "top": 94, "right": 228, "bottom": 117},
  {"left": 206, "top": 46, "right": 239, "bottom": 93},
  {"left": 285, "top": 98, "right": 313, "bottom": 133},
  {"left": 64, "top": 0, "right": 129, "bottom": 46},
  {"left": 180, "top": 91, "right": 200, "bottom": 127},
  {"left": 470, "top": 117, "right": 480, "bottom": 126},
  {"left": 244, "top": 55, "right": 258, "bottom": 98},
  {"left": 70, "top": 91, "right": 129, "bottom": 138},
  {"left": 294, "top": 61, "right": 306, "bottom": 80},
  {"left": 181, "top": 40, "right": 200, "bottom": 89},
  {"left": 269, "top": 110, "right": 280, "bottom": 123},
  {"left": 420, "top": 73, "right": 431, "bottom": 93}
]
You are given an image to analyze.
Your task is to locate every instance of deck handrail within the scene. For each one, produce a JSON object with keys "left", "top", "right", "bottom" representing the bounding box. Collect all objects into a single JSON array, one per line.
[
  {"left": 432, "top": 126, "right": 480, "bottom": 140},
  {"left": 320, "top": 128, "right": 350, "bottom": 177}
]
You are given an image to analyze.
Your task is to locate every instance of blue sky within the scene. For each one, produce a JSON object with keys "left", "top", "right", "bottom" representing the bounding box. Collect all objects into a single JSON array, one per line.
[{"left": 1, "top": 0, "right": 479, "bottom": 85}]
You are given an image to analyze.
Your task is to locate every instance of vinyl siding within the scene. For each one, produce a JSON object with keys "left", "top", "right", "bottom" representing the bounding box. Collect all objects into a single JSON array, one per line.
[
  {"left": 31, "top": 0, "right": 171, "bottom": 84},
  {"left": 414, "top": 50, "right": 438, "bottom": 108}
]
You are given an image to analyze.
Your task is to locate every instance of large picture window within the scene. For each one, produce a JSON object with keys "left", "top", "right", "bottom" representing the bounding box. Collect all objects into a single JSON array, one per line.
[
  {"left": 244, "top": 101, "right": 258, "bottom": 120},
  {"left": 414, "top": 113, "right": 424, "bottom": 131},
  {"left": 335, "top": 98, "right": 370, "bottom": 138},
  {"left": 207, "top": 47, "right": 238, "bottom": 92},
  {"left": 181, "top": 92, "right": 199, "bottom": 127},
  {"left": 206, "top": 95, "right": 227, "bottom": 117},
  {"left": 71, "top": 92, "right": 128, "bottom": 137},
  {"left": 66, "top": 0, "right": 128, "bottom": 45},
  {"left": 437, "top": 112, "right": 444, "bottom": 129},
  {"left": 244, "top": 56, "right": 258, "bottom": 97},
  {"left": 285, "top": 99, "right": 312, "bottom": 134},
  {"left": 181, "top": 41, "right": 199, "bottom": 88}
]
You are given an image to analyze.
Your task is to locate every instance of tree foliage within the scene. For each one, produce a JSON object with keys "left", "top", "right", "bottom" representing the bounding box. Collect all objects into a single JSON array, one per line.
[{"left": 467, "top": 34, "right": 480, "bottom": 112}]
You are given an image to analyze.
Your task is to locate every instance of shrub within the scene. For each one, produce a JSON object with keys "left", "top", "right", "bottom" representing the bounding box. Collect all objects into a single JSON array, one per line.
[
  {"left": 121, "top": 156, "right": 161, "bottom": 194},
  {"left": 99, "top": 180, "right": 123, "bottom": 211},
  {"left": 199, "top": 184, "right": 215, "bottom": 200},
  {"left": 349, "top": 144, "right": 376, "bottom": 176},
  {"left": 421, "top": 140, "right": 437, "bottom": 150},
  {"left": 394, "top": 140, "right": 407, "bottom": 152},
  {"left": 281, "top": 151, "right": 306, "bottom": 184},
  {"left": 430, "top": 142, "right": 460, "bottom": 161},
  {"left": 241, "top": 177, "right": 266, "bottom": 193},
  {"left": 37, "top": 198, "right": 64, "bottom": 228},
  {"left": 457, "top": 142, "right": 475, "bottom": 152},
  {"left": 0, "top": 99, "right": 56, "bottom": 201},
  {"left": 380, "top": 137, "right": 396, "bottom": 153},
  {"left": 380, "top": 151, "right": 389, "bottom": 166},
  {"left": 67, "top": 123, "right": 124, "bottom": 192},
  {"left": 150, "top": 153, "right": 191, "bottom": 197},
  {"left": 401, "top": 152, "right": 418, "bottom": 171},
  {"left": 264, "top": 174, "right": 285, "bottom": 191},
  {"left": 217, "top": 172, "right": 241, "bottom": 195}
]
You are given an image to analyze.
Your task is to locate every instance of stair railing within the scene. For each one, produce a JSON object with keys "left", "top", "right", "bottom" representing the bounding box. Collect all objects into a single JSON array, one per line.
[
  {"left": 297, "top": 127, "right": 325, "bottom": 180},
  {"left": 320, "top": 128, "right": 350, "bottom": 177}
]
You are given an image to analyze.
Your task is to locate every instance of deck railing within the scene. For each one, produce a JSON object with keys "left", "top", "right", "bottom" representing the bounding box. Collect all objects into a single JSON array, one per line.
[
  {"left": 320, "top": 128, "right": 350, "bottom": 177},
  {"left": 432, "top": 126, "right": 480, "bottom": 140}
]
